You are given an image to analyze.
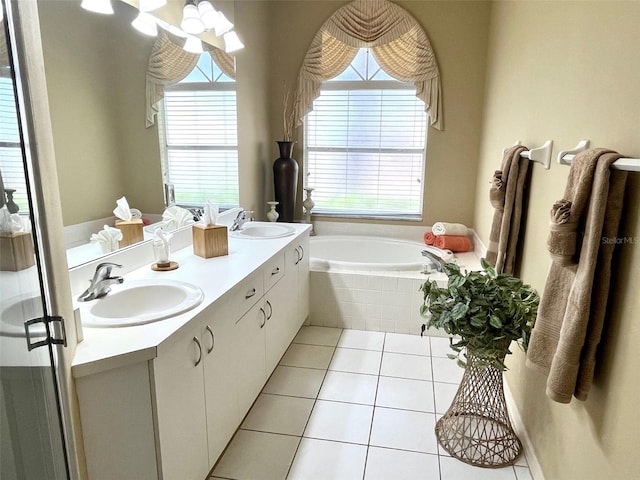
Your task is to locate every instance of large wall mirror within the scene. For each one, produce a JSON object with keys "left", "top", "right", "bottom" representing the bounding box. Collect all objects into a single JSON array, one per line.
[{"left": 37, "top": 0, "right": 237, "bottom": 268}]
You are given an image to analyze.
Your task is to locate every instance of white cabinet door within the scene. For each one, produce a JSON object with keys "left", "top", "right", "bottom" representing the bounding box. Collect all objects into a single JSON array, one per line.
[
  {"left": 297, "top": 233, "right": 310, "bottom": 326},
  {"left": 265, "top": 277, "right": 294, "bottom": 374},
  {"left": 201, "top": 305, "right": 241, "bottom": 465},
  {"left": 234, "top": 300, "right": 267, "bottom": 418},
  {"left": 153, "top": 322, "right": 209, "bottom": 480}
]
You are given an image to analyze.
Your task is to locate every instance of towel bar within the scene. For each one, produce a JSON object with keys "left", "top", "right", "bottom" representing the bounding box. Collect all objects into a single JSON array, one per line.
[
  {"left": 557, "top": 140, "right": 640, "bottom": 172},
  {"left": 503, "top": 140, "right": 553, "bottom": 169}
]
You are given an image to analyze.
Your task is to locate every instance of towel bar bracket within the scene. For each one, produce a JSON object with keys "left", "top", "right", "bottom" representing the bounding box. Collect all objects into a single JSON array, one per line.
[{"left": 557, "top": 140, "right": 590, "bottom": 165}]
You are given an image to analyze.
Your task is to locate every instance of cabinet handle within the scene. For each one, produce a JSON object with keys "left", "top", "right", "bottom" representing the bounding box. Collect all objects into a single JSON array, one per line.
[
  {"left": 245, "top": 288, "right": 256, "bottom": 299},
  {"left": 259, "top": 308, "right": 266, "bottom": 328},
  {"left": 271, "top": 267, "right": 280, "bottom": 276},
  {"left": 193, "top": 337, "right": 203, "bottom": 367},
  {"left": 206, "top": 325, "right": 215, "bottom": 354},
  {"left": 294, "top": 247, "right": 301, "bottom": 265},
  {"left": 298, "top": 245, "right": 304, "bottom": 261},
  {"left": 266, "top": 300, "right": 273, "bottom": 320}
]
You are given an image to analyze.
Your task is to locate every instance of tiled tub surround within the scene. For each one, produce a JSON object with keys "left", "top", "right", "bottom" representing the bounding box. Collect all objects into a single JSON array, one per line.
[{"left": 211, "top": 327, "right": 533, "bottom": 480}]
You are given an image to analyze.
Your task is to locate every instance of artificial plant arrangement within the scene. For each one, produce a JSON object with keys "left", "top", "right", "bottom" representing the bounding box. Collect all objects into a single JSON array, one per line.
[
  {"left": 420, "top": 259, "right": 539, "bottom": 371},
  {"left": 281, "top": 81, "right": 296, "bottom": 142}
]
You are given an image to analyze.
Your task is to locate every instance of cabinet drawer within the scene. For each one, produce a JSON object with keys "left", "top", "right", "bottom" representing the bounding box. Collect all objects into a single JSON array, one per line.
[
  {"left": 228, "top": 270, "right": 264, "bottom": 320},
  {"left": 263, "top": 251, "right": 285, "bottom": 292}
]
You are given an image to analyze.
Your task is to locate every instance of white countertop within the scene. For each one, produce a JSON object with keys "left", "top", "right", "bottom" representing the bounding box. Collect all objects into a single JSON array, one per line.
[{"left": 71, "top": 224, "right": 311, "bottom": 378}]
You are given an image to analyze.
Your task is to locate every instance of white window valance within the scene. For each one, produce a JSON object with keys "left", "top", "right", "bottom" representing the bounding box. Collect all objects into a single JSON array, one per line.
[
  {"left": 295, "top": 0, "right": 442, "bottom": 130},
  {"left": 145, "top": 30, "right": 236, "bottom": 127}
]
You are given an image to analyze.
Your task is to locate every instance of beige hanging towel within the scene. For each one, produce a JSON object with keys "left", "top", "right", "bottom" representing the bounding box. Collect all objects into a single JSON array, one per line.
[
  {"left": 526, "top": 149, "right": 628, "bottom": 403},
  {"left": 485, "top": 145, "right": 530, "bottom": 274}
]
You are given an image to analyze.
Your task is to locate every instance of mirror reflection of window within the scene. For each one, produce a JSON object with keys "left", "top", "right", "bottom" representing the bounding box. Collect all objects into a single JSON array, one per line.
[{"left": 159, "top": 51, "right": 239, "bottom": 209}]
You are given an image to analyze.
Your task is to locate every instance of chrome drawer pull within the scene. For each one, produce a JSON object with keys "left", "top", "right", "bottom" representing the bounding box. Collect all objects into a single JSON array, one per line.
[
  {"left": 271, "top": 267, "right": 280, "bottom": 276},
  {"left": 245, "top": 288, "right": 256, "bottom": 299}
]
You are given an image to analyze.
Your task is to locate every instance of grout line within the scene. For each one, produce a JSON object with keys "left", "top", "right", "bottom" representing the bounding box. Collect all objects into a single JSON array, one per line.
[
  {"left": 429, "top": 337, "right": 444, "bottom": 480},
  {"left": 362, "top": 331, "right": 387, "bottom": 480}
]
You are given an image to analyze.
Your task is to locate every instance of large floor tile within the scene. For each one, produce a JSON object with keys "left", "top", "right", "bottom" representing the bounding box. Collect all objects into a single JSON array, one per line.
[
  {"left": 212, "top": 430, "right": 300, "bottom": 480},
  {"left": 384, "top": 333, "right": 430, "bottom": 356},
  {"left": 434, "top": 381, "right": 459, "bottom": 414},
  {"left": 293, "top": 326, "right": 343, "bottom": 347},
  {"left": 364, "top": 447, "right": 440, "bottom": 480},
  {"left": 263, "top": 366, "right": 326, "bottom": 398},
  {"left": 304, "top": 400, "right": 373, "bottom": 444},
  {"left": 337, "top": 329, "right": 385, "bottom": 351},
  {"left": 430, "top": 336, "right": 455, "bottom": 358},
  {"left": 439, "top": 455, "right": 517, "bottom": 480},
  {"left": 375, "top": 376, "right": 434, "bottom": 412},
  {"left": 369, "top": 407, "right": 438, "bottom": 454},
  {"left": 288, "top": 438, "right": 367, "bottom": 480},
  {"left": 432, "top": 356, "right": 465, "bottom": 384},
  {"left": 280, "top": 344, "right": 335, "bottom": 370},
  {"left": 241, "top": 394, "right": 314, "bottom": 436},
  {"left": 318, "top": 371, "right": 378, "bottom": 405},
  {"left": 380, "top": 352, "right": 432, "bottom": 381},
  {"left": 329, "top": 347, "right": 382, "bottom": 375}
]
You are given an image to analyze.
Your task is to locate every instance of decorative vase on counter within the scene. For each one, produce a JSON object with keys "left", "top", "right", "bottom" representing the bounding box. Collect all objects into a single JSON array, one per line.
[
  {"left": 273, "top": 141, "right": 298, "bottom": 223},
  {"left": 266, "top": 201, "right": 279, "bottom": 222}
]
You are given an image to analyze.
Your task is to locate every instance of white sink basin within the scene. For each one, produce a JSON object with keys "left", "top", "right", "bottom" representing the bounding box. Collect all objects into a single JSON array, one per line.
[
  {"left": 80, "top": 279, "right": 204, "bottom": 328},
  {"left": 230, "top": 222, "right": 296, "bottom": 239},
  {"left": 0, "top": 295, "right": 45, "bottom": 337}
]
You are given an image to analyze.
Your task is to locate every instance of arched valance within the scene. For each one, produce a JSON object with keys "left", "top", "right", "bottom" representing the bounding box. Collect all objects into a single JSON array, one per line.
[
  {"left": 295, "top": 0, "right": 442, "bottom": 130},
  {"left": 145, "top": 30, "right": 236, "bottom": 128}
]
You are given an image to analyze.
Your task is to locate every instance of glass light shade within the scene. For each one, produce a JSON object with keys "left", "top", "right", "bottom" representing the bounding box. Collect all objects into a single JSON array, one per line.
[
  {"left": 183, "top": 35, "right": 203, "bottom": 54},
  {"left": 139, "top": 0, "right": 167, "bottom": 12},
  {"left": 81, "top": 0, "right": 113, "bottom": 15},
  {"left": 197, "top": 1, "right": 218, "bottom": 30},
  {"left": 181, "top": 3, "right": 205, "bottom": 35},
  {"left": 132, "top": 12, "right": 158, "bottom": 37},
  {"left": 213, "top": 12, "right": 234, "bottom": 36},
  {"left": 223, "top": 31, "right": 244, "bottom": 53}
]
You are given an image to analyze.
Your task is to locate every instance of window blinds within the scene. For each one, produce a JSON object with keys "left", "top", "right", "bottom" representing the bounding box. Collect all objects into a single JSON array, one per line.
[
  {"left": 162, "top": 88, "right": 239, "bottom": 207},
  {"left": 305, "top": 86, "right": 427, "bottom": 217}
]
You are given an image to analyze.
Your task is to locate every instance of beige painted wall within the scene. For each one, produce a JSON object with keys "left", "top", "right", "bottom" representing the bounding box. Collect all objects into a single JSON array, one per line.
[
  {"left": 263, "top": 0, "right": 491, "bottom": 225},
  {"left": 473, "top": 2, "right": 640, "bottom": 479}
]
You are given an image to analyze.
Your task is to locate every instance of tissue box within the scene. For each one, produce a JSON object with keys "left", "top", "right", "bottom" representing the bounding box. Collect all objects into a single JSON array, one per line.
[
  {"left": 193, "top": 224, "right": 228, "bottom": 259},
  {"left": 0, "top": 231, "right": 36, "bottom": 271},
  {"left": 116, "top": 219, "right": 143, "bottom": 248}
]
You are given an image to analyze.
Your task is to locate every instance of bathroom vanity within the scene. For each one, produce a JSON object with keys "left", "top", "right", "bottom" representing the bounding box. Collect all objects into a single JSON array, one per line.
[{"left": 71, "top": 225, "right": 310, "bottom": 480}]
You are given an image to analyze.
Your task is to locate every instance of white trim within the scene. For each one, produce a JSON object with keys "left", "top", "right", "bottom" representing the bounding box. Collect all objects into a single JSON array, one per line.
[{"left": 504, "top": 379, "right": 546, "bottom": 480}]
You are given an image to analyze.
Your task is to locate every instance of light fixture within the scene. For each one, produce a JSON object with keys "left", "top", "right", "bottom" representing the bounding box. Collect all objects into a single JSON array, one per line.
[
  {"left": 157, "top": 19, "right": 188, "bottom": 38},
  {"left": 223, "top": 31, "right": 244, "bottom": 53},
  {"left": 139, "top": 0, "right": 167, "bottom": 12},
  {"left": 197, "top": 0, "right": 218, "bottom": 30},
  {"left": 181, "top": 0, "right": 205, "bottom": 35},
  {"left": 81, "top": 0, "right": 113, "bottom": 15},
  {"left": 132, "top": 12, "right": 158, "bottom": 37},
  {"left": 212, "top": 11, "right": 234, "bottom": 36},
  {"left": 183, "top": 35, "right": 203, "bottom": 54}
]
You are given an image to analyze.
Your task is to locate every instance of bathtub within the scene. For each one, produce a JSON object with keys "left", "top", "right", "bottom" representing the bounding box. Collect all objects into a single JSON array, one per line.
[{"left": 308, "top": 235, "right": 450, "bottom": 335}]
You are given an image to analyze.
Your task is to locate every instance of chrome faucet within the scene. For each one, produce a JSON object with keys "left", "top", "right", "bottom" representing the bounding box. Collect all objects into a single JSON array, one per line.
[
  {"left": 421, "top": 250, "right": 448, "bottom": 273},
  {"left": 78, "top": 262, "right": 124, "bottom": 302},
  {"left": 230, "top": 210, "right": 253, "bottom": 231}
]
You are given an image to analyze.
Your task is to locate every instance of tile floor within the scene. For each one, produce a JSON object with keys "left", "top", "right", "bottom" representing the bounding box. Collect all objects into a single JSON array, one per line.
[{"left": 210, "top": 327, "right": 534, "bottom": 480}]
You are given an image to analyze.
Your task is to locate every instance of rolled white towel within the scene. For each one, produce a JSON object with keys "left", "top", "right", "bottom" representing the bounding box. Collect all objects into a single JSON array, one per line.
[{"left": 432, "top": 222, "right": 469, "bottom": 236}]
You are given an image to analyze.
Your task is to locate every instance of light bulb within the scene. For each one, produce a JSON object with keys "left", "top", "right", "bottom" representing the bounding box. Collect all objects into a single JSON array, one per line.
[
  {"left": 223, "top": 31, "right": 244, "bottom": 53},
  {"left": 81, "top": 0, "right": 113, "bottom": 15},
  {"left": 212, "top": 11, "right": 234, "bottom": 36},
  {"left": 132, "top": 12, "right": 158, "bottom": 37},
  {"left": 139, "top": 0, "right": 167, "bottom": 12},
  {"left": 183, "top": 35, "right": 203, "bottom": 54},
  {"left": 181, "top": 2, "right": 205, "bottom": 35}
]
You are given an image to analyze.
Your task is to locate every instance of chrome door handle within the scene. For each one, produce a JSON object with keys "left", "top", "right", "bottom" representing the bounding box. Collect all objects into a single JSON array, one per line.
[
  {"left": 294, "top": 247, "right": 301, "bottom": 265},
  {"left": 259, "top": 308, "right": 266, "bottom": 328},
  {"left": 193, "top": 336, "right": 203, "bottom": 366},
  {"left": 266, "top": 300, "right": 273, "bottom": 320},
  {"left": 206, "top": 325, "right": 215, "bottom": 354},
  {"left": 298, "top": 245, "right": 304, "bottom": 261}
]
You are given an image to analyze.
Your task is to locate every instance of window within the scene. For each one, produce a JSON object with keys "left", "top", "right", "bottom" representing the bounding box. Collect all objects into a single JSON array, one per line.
[
  {"left": 305, "top": 48, "right": 427, "bottom": 218},
  {"left": 159, "top": 53, "right": 238, "bottom": 208},
  {"left": 0, "top": 75, "right": 28, "bottom": 213}
]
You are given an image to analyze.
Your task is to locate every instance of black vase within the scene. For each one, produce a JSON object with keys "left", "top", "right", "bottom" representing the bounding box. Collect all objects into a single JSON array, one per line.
[{"left": 273, "top": 141, "right": 298, "bottom": 223}]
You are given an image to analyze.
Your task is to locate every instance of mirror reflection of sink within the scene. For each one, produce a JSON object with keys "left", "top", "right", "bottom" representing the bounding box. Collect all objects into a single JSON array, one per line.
[
  {"left": 0, "top": 295, "right": 46, "bottom": 338},
  {"left": 230, "top": 222, "right": 296, "bottom": 239},
  {"left": 80, "top": 279, "right": 204, "bottom": 328}
]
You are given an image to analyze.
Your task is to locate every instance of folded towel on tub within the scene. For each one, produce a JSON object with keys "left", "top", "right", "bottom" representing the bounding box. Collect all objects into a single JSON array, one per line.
[
  {"left": 433, "top": 235, "right": 472, "bottom": 252},
  {"left": 423, "top": 231, "right": 436, "bottom": 245},
  {"left": 431, "top": 222, "right": 468, "bottom": 236}
]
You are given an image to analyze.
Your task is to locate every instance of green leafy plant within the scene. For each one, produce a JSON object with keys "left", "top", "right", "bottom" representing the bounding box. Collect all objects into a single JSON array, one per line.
[{"left": 420, "top": 258, "right": 539, "bottom": 371}]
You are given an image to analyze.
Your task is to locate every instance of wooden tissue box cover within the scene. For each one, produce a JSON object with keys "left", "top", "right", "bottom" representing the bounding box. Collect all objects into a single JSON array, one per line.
[
  {"left": 0, "top": 231, "right": 36, "bottom": 271},
  {"left": 193, "top": 224, "right": 228, "bottom": 259},
  {"left": 116, "top": 219, "right": 144, "bottom": 248}
]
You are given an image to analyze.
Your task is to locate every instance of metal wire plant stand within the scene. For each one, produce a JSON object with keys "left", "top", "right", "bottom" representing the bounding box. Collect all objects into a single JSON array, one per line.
[{"left": 435, "top": 350, "right": 521, "bottom": 468}]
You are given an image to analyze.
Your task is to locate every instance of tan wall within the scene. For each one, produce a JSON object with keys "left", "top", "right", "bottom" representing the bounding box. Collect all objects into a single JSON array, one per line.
[
  {"left": 263, "top": 0, "right": 491, "bottom": 225},
  {"left": 474, "top": 2, "right": 640, "bottom": 479}
]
